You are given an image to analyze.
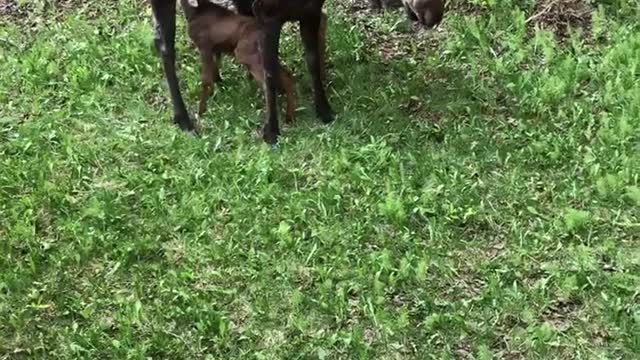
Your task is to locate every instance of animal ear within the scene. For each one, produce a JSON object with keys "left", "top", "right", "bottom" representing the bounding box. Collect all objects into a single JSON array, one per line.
[{"left": 187, "top": 0, "right": 198, "bottom": 7}]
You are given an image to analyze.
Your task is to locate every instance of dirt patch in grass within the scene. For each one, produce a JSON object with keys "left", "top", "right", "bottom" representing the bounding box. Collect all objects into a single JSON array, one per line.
[
  {"left": 336, "top": 0, "right": 447, "bottom": 63},
  {"left": 447, "top": 0, "right": 488, "bottom": 16},
  {"left": 1, "top": 0, "right": 81, "bottom": 20},
  {"left": 542, "top": 300, "right": 581, "bottom": 332},
  {"left": 1, "top": 0, "right": 115, "bottom": 31},
  {"left": 338, "top": 0, "right": 595, "bottom": 63},
  {"left": 526, "top": 0, "right": 593, "bottom": 40},
  {"left": 0, "top": 0, "right": 26, "bottom": 19}
]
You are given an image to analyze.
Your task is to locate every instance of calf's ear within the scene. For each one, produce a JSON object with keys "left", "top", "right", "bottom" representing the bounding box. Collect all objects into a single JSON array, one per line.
[{"left": 187, "top": 0, "right": 199, "bottom": 7}]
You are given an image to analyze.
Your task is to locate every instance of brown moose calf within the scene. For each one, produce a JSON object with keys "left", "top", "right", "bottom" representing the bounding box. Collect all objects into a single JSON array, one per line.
[{"left": 182, "top": 0, "right": 296, "bottom": 123}]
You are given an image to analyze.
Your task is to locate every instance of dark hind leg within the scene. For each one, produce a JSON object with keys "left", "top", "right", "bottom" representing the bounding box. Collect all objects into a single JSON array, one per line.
[
  {"left": 318, "top": 12, "right": 328, "bottom": 82},
  {"left": 300, "top": 13, "right": 334, "bottom": 124},
  {"left": 150, "top": 0, "right": 198, "bottom": 132},
  {"left": 259, "top": 20, "right": 284, "bottom": 144},
  {"left": 404, "top": 3, "right": 418, "bottom": 22}
]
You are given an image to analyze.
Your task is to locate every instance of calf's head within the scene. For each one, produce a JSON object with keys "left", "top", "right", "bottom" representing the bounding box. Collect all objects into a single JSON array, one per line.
[{"left": 407, "top": 0, "right": 445, "bottom": 29}]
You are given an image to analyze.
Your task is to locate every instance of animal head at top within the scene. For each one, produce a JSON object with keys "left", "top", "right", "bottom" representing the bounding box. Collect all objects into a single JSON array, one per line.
[{"left": 403, "top": 0, "right": 445, "bottom": 29}]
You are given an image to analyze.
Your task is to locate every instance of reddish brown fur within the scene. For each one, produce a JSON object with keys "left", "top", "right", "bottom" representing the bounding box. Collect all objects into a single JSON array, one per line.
[{"left": 185, "top": 3, "right": 296, "bottom": 124}]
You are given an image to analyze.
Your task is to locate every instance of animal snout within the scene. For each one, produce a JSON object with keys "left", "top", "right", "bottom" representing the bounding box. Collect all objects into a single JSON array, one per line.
[
  {"left": 413, "top": 0, "right": 444, "bottom": 29},
  {"left": 419, "top": 8, "right": 443, "bottom": 28}
]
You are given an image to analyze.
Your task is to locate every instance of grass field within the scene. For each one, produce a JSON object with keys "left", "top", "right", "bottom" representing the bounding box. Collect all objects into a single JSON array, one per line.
[{"left": 1, "top": 0, "right": 639, "bottom": 358}]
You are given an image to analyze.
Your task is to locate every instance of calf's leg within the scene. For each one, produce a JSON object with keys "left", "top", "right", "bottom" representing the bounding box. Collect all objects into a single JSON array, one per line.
[
  {"left": 213, "top": 52, "right": 223, "bottom": 83},
  {"left": 198, "top": 50, "right": 218, "bottom": 117},
  {"left": 243, "top": 57, "right": 297, "bottom": 126},
  {"left": 278, "top": 66, "right": 296, "bottom": 124}
]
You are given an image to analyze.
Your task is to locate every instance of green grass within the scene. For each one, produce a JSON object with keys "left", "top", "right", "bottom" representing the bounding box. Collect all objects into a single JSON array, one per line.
[{"left": 1, "top": 0, "right": 639, "bottom": 358}]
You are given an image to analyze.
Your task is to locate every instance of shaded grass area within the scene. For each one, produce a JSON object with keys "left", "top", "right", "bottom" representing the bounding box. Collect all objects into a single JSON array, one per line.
[{"left": 1, "top": 0, "right": 639, "bottom": 358}]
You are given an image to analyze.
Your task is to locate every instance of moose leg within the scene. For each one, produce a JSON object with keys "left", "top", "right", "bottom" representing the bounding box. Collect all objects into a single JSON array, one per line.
[
  {"left": 404, "top": 3, "right": 418, "bottom": 22},
  {"left": 278, "top": 65, "right": 296, "bottom": 125},
  {"left": 300, "top": 14, "right": 334, "bottom": 124},
  {"left": 259, "top": 20, "right": 284, "bottom": 144},
  {"left": 198, "top": 50, "right": 217, "bottom": 117},
  {"left": 150, "top": 0, "right": 197, "bottom": 132},
  {"left": 213, "top": 52, "right": 223, "bottom": 82},
  {"left": 318, "top": 12, "right": 328, "bottom": 82}
]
